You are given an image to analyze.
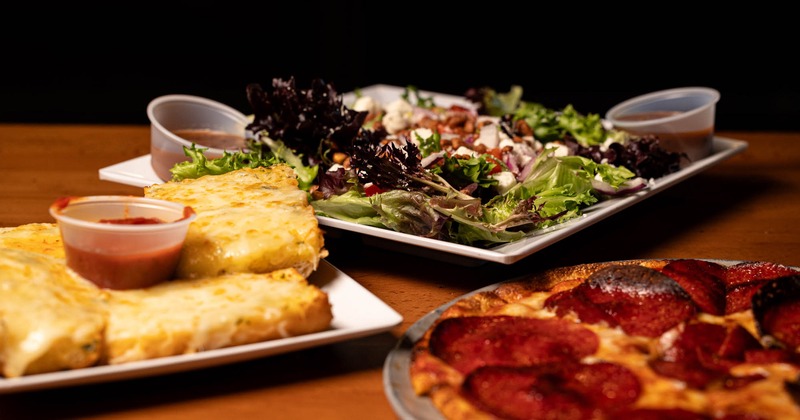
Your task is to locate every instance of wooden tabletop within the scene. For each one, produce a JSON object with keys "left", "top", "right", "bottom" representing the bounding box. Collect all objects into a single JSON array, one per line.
[{"left": 1, "top": 125, "right": 799, "bottom": 419}]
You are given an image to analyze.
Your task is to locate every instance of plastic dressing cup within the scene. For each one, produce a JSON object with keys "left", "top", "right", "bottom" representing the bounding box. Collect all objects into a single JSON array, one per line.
[
  {"left": 605, "top": 87, "right": 720, "bottom": 163},
  {"left": 147, "top": 94, "right": 249, "bottom": 182},
  {"left": 49, "top": 196, "right": 196, "bottom": 290}
]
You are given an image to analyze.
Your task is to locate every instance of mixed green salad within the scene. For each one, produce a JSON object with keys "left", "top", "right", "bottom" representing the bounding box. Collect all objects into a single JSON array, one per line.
[{"left": 170, "top": 78, "right": 682, "bottom": 248}]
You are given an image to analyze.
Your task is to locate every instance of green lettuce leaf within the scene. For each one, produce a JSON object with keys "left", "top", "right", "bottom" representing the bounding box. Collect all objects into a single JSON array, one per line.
[
  {"left": 310, "top": 190, "right": 384, "bottom": 227},
  {"left": 169, "top": 144, "right": 281, "bottom": 181},
  {"left": 370, "top": 190, "right": 450, "bottom": 238},
  {"left": 258, "top": 136, "right": 319, "bottom": 190}
]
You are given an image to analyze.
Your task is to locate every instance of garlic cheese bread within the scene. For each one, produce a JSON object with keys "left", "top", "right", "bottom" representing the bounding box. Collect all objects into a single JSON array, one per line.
[
  {"left": 0, "top": 247, "right": 107, "bottom": 378},
  {"left": 0, "top": 165, "right": 333, "bottom": 377},
  {"left": 0, "top": 222, "right": 64, "bottom": 259},
  {"left": 103, "top": 268, "right": 332, "bottom": 364},
  {"left": 144, "top": 164, "right": 327, "bottom": 279}
]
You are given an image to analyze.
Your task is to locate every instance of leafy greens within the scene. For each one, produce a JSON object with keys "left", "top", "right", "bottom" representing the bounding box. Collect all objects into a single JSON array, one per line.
[{"left": 168, "top": 79, "right": 682, "bottom": 248}]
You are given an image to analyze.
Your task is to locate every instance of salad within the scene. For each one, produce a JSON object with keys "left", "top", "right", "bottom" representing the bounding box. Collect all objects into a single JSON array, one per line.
[{"left": 170, "top": 77, "right": 683, "bottom": 248}]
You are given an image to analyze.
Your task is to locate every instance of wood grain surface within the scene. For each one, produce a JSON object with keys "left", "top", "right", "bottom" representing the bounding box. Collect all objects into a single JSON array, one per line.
[{"left": 0, "top": 125, "right": 798, "bottom": 419}]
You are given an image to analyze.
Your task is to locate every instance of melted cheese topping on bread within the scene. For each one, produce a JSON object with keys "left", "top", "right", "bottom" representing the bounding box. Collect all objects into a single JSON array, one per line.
[
  {"left": 0, "top": 223, "right": 64, "bottom": 259},
  {"left": 104, "top": 268, "right": 332, "bottom": 364},
  {"left": 0, "top": 248, "right": 107, "bottom": 377},
  {"left": 0, "top": 214, "right": 333, "bottom": 376},
  {"left": 144, "top": 165, "right": 327, "bottom": 279}
]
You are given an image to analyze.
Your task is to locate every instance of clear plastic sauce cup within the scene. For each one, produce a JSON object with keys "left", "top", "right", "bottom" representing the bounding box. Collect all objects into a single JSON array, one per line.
[
  {"left": 49, "top": 196, "right": 196, "bottom": 290},
  {"left": 147, "top": 94, "right": 249, "bottom": 182},
  {"left": 606, "top": 87, "right": 721, "bottom": 163}
]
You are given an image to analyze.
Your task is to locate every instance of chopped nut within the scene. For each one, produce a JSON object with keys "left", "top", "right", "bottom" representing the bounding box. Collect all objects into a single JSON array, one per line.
[{"left": 515, "top": 119, "right": 533, "bottom": 136}]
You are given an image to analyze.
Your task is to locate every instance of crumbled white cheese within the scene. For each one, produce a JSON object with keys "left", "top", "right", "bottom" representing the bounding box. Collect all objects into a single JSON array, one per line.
[
  {"left": 381, "top": 98, "right": 414, "bottom": 134},
  {"left": 499, "top": 137, "right": 516, "bottom": 150},
  {"left": 552, "top": 143, "right": 570, "bottom": 157},
  {"left": 453, "top": 146, "right": 479, "bottom": 157},
  {"left": 474, "top": 124, "right": 500, "bottom": 149},
  {"left": 382, "top": 111, "right": 409, "bottom": 134},
  {"left": 409, "top": 128, "right": 434, "bottom": 146},
  {"left": 500, "top": 138, "right": 537, "bottom": 167},
  {"left": 384, "top": 98, "right": 413, "bottom": 115},
  {"left": 352, "top": 96, "right": 383, "bottom": 115},
  {"left": 491, "top": 171, "right": 518, "bottom": 195}
]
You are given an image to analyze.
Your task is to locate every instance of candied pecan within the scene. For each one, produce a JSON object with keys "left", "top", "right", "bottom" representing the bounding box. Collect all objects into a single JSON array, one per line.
[
  {"left": 417, "top": 117, "right": 439, "bottom": 130},
  {"left": 515, "top": 119, "right": 534, "bottom": 136}
]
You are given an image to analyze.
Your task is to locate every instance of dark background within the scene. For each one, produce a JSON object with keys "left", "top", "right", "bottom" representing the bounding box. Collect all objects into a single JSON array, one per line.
[{"left": 2, "top": 3, "right": 797, "bottom": 130}]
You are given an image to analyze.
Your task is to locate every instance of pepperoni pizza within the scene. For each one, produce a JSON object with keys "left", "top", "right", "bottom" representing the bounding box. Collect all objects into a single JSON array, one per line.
[{"left": 409, "top": 259, "right": 800, "bottom": 419}]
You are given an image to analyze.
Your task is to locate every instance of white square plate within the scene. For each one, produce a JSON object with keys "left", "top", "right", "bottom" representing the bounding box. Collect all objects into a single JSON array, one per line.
[
  {"left": 99, "top": 85, "right": 749, "bottom": 266},
  {"left": 0, "top": 259, "right": 402, "bottom": 394}
]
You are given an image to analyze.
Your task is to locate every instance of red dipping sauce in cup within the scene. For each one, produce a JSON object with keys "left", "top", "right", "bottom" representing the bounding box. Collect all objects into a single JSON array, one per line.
[
  {"left": 49, "top": 196, "right": 196, "bottom": 290},
  {"left": 63, "top": 241, "right": 184, "bottom": 290}
]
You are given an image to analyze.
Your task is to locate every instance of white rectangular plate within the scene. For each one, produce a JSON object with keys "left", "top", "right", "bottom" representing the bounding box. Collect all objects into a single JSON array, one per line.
[
  {"left": 99, "top": 85, "right": 749, "bottom": 265},
  {"left": 0, "top": 259, "right": 402, "bottom": 394}
]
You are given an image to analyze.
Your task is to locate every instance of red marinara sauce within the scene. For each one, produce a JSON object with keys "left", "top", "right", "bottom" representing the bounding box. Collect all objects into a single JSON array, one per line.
[
  {"left": 51, "top": 196, "right": 196, "bottom": 290},
  {"left": 64, "top": 242, "right": 183, "bottom": 290},
  {"left": 99, "top": 217, "right": 166, "bottom": 225}
]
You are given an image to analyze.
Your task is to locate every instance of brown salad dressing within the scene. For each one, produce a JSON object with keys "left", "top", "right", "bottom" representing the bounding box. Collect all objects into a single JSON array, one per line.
[
  {"left": 615, "top": 111, "right": 714, "bottom": 163},
  {"left": 171, "top": 128, "right": 247, "bottom": 150}
]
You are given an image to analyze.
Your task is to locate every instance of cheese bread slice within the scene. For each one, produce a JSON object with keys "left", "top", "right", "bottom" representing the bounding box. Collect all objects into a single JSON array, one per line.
[
  {"left": 0, "top": 222, "right": 332, "bottom": 374},
  {"left": 144, "top": 165, "right": 327, "bottom": 279},
  {"left": 0, "top": 222, "right": 64, "bottom": 259},
  {"left": 0, "top": 247, "right": 107, "bottom": 378},
  {"left": 103, "top": 268, "right": 332, "bottom": 364}
]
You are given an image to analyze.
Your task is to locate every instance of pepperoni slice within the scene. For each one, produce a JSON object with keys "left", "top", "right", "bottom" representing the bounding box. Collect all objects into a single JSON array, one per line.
[
  {"left": 462, "top": 362, "right": 641, "bottom": 420},
  {"left": 652, "top": 322, "right": 763, "bottom": 388},
  {"left": 661, "top": 259, "right": 727, "bottom": 315},
  {"left": 725, "top": 280, "right": 769, "bottom": 314},
  {"left": 545, "top": 289, "right": 617, "bottom": 326},
  {"left": 725, "top": 262, "right": 798, "bottom": 314},
  {"left": 428, "top": 315, "right": 599, "bottom": 374},
  {"left": 718, "top": 324, "right": 762, "bottom": 359},
  {"left": 725, "top": 261, "right": 800, "bottom": 287},
  {"left": 659, "top": 322, "right": 727, "bottom": 364},
  {"left": 650, "top": 359, "right": 721, "bottom": 389},
  {"left": 752, "top": 275, "right": 800, "bottom": 349},
  {"left": 546, "top": 265, "right": 696, "bottom": 337}
]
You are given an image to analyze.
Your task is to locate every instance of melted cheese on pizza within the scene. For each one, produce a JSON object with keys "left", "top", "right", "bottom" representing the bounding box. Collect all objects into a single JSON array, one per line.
[
  {"left": 104, "top": 268, "right": 332, "bottom": 364},
  {"left": 144, "top": 165, "right": 327, "bottom": 279},
  {"left": 509, "top": 293, "right": 800, "bottom": 417},
  {"left": 0, "top": 247, "right": 107, "bottom": 378}
]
